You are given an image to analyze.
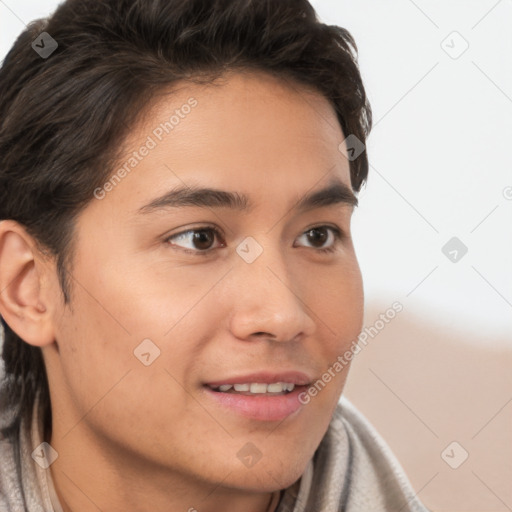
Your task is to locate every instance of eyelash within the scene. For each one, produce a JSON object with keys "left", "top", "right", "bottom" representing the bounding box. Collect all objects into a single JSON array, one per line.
[{"left": 164, "top": 225, "right": 344, "bottom": 256}]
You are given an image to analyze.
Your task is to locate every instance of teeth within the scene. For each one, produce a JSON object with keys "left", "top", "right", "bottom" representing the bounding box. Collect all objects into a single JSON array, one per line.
[
  {"left": 215, "top": 382, "right": 296, "bottom": 394},
  {"left": 250, "top": 383, "right": 267, "bottom": 393}
]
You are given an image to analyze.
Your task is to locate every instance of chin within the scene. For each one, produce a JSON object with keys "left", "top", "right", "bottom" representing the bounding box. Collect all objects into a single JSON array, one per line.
[{"left": 222, "top": 457, "right": 309, "bottom": 493}]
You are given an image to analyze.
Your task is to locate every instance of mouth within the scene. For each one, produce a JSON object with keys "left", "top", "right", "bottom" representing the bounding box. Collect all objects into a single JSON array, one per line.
[
  {"left": 202, "top": 371, "right": 313, "bottom": 421},
  {"left": 206, "top": 382, "right": 300, "bottom": 395}
]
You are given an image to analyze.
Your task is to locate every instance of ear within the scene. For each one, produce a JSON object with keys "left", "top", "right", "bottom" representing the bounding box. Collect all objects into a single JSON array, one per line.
[{"left": 0, "top": 220, "right": 56, "bottom": 347}]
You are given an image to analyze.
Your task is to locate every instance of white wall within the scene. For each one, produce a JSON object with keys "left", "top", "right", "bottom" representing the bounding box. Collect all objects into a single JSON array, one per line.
[{"left": 312, "top": 0, "right": 512, "bottom": 345}]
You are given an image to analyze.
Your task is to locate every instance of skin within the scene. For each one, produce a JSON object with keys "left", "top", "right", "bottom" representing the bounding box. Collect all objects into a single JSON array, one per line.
[{"left": 0, "top": 70, "right": 364, "bottom": 512}]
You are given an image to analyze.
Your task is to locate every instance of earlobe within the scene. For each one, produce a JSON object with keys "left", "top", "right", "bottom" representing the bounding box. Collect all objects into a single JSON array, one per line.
[{"left": 0, "top": 221, "right": 55, "bottom": 347}]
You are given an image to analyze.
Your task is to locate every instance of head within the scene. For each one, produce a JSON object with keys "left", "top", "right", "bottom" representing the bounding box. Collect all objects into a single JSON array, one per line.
[{"left": 0, "top": 0, "right": 371, "bottom": 495}]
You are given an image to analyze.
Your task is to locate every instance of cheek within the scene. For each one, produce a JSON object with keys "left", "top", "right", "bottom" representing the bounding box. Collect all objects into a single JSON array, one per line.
[
  {"left": 53, "top": 261, "right": 212, "bottom": 396},
  {"left": 53, "top": 287, "right": 135, "bottom": 402},
  {"left": 308, "top": 258, "right": 364, "bottom": 346},
  {"left": 337, "top": 264, "right": 364, "bottom": 338},
  {"left": 304, "top": 259, "right": 363, "bottom": 400}
]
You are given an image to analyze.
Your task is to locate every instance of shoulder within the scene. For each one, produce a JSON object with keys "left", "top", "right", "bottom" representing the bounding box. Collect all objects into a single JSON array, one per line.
[
  {"left": 0, "top": 380, "right": 57, "bottom": 512},
  {"left": 331, "top": 395, "right": 411, "bottom": 470},
  {"left": 320, "top": 396, "right": 432, "bottom": 512},
  {"left": 0, "top": 383, "right": 25, "bottom": 511}
]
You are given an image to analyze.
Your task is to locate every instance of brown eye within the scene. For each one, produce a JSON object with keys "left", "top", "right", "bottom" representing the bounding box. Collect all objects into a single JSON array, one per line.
[
  {"left": 295, "top": 225, "right": 342, "bottom": 253},
  {"left": 165, "top": 224, "right": 342, "bottom": 256},
  {"left": 305, "top": 227, "right": 329, "bottom": 248},
  {"left": 190, "top": 230, "right": 216, "bottom": 250},
  {"left": 165, "top": 227, "right": 224, "bottom": 254}
]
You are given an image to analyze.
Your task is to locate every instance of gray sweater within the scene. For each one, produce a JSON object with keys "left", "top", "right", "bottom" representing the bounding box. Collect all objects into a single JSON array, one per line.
[{"left": 0, "top": 383, "right": 431, "bottom": 512}]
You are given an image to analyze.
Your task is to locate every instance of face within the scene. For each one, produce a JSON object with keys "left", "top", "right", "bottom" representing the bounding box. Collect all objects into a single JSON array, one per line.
[{"left": 44, "top": 71, "right": 364, "bottom": 494}]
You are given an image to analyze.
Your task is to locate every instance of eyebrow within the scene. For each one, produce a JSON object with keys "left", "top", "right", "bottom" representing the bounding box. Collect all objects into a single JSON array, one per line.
[{"left": 138, "top": 178, "right": 358, "bottom": 214}]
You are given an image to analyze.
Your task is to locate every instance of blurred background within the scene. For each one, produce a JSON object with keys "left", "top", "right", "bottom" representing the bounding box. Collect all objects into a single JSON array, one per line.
[{"left": 1, "top": 1, "right": 511, "bottom": 510}]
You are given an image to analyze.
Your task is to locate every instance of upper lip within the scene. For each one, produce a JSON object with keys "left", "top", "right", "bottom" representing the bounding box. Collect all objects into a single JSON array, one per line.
[{"left": 205, "top": 371, "right": 313, "bottom": 387}]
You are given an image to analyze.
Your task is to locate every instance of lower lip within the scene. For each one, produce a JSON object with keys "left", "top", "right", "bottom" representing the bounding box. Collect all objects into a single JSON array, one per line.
[{"left": 203, "top": 385, "right": 307, "bottom": 422}]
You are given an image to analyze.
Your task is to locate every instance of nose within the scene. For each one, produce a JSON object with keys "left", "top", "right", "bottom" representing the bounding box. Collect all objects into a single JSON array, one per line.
[{"left": 227, "top": 242, "right": 316, "bottom": 343}]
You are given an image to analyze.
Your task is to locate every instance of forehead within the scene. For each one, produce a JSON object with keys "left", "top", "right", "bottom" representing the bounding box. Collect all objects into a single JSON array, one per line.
[
  {"left": 94, "top": 70, "right": 352, "bottom": 216},
  {"left": 132, "top": 69, "right": 346, "bottom": 167},
  {"left": 147, "top": 69, "right": 339, "bottom": 129}
]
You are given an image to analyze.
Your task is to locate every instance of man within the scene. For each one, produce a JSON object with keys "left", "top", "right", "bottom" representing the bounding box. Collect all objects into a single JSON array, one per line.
[{"left": 0, "top": 0, "right": 430, "bottom": 510}]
